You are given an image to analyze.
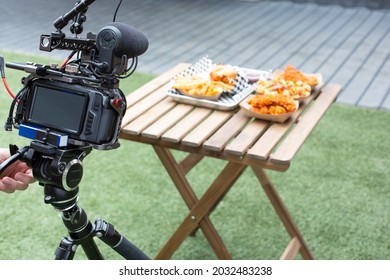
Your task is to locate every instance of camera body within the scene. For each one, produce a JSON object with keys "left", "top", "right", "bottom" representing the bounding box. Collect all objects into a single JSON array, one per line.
[
  {"left": 10, "top": 65, "right": 126, "bottom": 150},
  {"left": 2, "top": 0, "right": 148, "bottom": 151}
]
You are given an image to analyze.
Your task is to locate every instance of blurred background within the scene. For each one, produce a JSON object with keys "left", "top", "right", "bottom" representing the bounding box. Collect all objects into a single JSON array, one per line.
[{"left": 0, "top": 0, "right": 389, "bottom": 109}]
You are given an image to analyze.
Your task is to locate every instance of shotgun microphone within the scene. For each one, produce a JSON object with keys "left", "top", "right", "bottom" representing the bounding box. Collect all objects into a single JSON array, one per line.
[{"left": 96, "top": 22, "right": 149, "bottom": 74}]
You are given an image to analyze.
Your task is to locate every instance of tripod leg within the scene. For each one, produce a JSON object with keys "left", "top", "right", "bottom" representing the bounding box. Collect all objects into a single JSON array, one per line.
[
  {"left": 60, "top": 203, "right": 105, "bottom": 259},
  {"left": 80, "top": 236, "right": 104, "bottom": 260},
  {"left": 54, "top": 237, "right": 76, "bottom": 260},
  {"left": 95, "top": 219, "right": 150, "bottom": 260},
  {"left": 54, "top": 226, "right": 105, "bottom": 260}
]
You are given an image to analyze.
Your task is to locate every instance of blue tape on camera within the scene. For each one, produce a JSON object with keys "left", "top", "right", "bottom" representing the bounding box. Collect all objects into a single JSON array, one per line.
[{"left": 19, "top": 124, "right": 68, "bottom": 147}]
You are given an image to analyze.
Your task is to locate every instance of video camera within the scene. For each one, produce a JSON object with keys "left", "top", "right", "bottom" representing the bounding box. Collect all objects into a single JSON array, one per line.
[{"left": 2, "top": 0, "right": 148, "bottom": 150}]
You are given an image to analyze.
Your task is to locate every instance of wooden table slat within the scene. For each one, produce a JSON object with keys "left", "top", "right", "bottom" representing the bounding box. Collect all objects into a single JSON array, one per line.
[
  {"left": 121, "top": 89, "right": 169, "bottom": 127},
  {"left": 246, "top": 121, "right": 293, "bottom": 161},
  {"left": 181, "top": 110, "right": 234, "bottom": 147},
  {"left": 122, "top": 97, "right": 177, "bottom": 135},
  {"left": 141, "top": 104, "right": 194, "bottom": 139},
  {"left": 270, "top": 83, "right": 342, "bottom": 164},
  {"left": 224, "top": 118, "right": 270, "bottom": 156},
  {"left": 162, "top": 107, "right": 212, "bottom": 143},
  {"left": 203, "top": 110, "right": 250, "bottom": 152}
]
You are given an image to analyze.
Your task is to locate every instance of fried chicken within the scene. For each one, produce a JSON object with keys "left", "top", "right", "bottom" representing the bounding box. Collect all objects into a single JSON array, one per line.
[{"left": 248, "top": 95, "right": 296, "bottom": 115}]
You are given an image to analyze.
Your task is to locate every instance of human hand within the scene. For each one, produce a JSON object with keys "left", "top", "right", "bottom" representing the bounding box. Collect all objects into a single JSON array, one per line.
[{"left": 0, "top": 148, "right": 36, "bottom": 193}]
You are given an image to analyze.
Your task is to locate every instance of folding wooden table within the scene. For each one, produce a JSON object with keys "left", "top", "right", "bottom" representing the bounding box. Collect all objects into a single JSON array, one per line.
[{"left": 119, "top": 63, "right": 342, "bottom": 260}]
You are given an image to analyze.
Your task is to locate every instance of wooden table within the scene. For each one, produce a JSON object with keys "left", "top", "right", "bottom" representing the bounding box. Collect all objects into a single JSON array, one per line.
[{"left": 119, "top": 63, "right": 342, "bottom": 260}]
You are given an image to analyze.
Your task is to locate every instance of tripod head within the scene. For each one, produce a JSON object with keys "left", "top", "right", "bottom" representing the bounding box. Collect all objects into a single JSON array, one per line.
[{"left": 0, "top": 142, "right": 91, "bottom": 211}]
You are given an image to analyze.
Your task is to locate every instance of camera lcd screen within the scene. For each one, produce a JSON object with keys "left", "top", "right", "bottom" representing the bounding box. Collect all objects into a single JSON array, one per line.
[{"left": 29, "top": 85, "right": 88, "bottom": 134}]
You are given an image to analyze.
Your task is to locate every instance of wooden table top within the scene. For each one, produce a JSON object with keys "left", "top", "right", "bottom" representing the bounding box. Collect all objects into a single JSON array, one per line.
[{"left": 120, "top": 63, "right": 341, "bottom": 172}]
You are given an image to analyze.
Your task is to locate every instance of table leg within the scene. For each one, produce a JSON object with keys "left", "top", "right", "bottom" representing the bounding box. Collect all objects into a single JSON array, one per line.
[
  {"left": 153, "top": 146, "right": 246, "bottom": 259},
  {"left": 251, "top": 165, "right": 314, "bottom": 260},
  {"left": 178, "top": 153, "right": 204, "bottom": 175}
]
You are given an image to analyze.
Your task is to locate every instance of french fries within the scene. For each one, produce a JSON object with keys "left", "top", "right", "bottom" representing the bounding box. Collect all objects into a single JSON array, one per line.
[
  {"left": 172, "top": 75, "right": 223, "bottom": 97},
  {"left": 172, "top": 64, "right": 238, "bottom": 97}
]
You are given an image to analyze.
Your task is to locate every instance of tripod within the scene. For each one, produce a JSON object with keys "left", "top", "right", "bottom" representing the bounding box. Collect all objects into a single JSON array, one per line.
[{"left": 0, "top": 141, "right": 149, "bottom": 260}]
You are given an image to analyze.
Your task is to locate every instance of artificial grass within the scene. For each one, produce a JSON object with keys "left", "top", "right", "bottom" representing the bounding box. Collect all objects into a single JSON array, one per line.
[{"left": 0, "top": 51, "right": 389, "bottom": 260}]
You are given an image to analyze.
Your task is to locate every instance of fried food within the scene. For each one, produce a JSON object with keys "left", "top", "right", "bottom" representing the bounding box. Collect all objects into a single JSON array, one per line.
[
  {"left": 280, "top": 64, "right": 318, "bottom": 86},
  {"left": 255, "top": 65, "right": 318, "bottom": 100},
  {"left": 247, "top": 95, "right": 296, "bottom": 115},
  {"left": 256, "top": 78, "right": 311, "bottom": 99},
  {"left": 172, "top": 75, "right": 223, "bottom": 97},
  {"left": 171, "top": 64, "right": 238, "bottom": 97},
  {"left": 209, "top": 64, "right": 237, "bottom": 91}
]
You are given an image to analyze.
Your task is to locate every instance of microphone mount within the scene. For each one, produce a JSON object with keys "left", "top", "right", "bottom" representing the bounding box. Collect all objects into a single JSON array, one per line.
[
  {"left": 40, "top": 0, "right": 96, "bottom": 53},
  {"left": 53, "top": 0, "right": 95, "bottom": 33}
]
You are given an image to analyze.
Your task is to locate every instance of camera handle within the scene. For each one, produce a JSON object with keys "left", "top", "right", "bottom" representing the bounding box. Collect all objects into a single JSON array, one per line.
[
  {"left": 1, "top": 142, "right": 149, "bottom": 260},
  {"left": 0, "top": 145, "right": 29, "bottom": 176}
]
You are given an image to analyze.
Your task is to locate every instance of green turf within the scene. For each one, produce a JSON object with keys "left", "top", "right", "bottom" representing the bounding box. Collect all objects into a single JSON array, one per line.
[{"left": 0, "top": 51, "right": 389, "bottom": 260}]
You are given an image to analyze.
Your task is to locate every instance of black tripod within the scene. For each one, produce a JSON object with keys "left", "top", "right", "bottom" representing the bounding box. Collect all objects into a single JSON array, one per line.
[{"left": 0, "top": 141, "right": 149, "bottom": 260}]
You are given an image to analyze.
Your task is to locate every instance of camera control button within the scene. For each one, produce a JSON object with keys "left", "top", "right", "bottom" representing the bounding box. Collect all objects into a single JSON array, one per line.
[
  {"left": 85, "top": 112, "right": 94, "bottom": 135},
  {"left": 111, "top": 98, "right": 125, "bottom": 115},
  {"left": 93, "top": 95, "right": 102, "bottom": 111}
]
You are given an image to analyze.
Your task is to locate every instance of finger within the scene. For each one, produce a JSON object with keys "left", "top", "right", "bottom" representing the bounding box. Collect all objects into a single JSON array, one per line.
[
  {"left": 14, "top": 172, "right": 36, "bottom": 184},
  {"left": 0, "top": 177, "right": 29, "bottom": 191},
  {"left": 0, "top": 161, "right": 28, "bottom": 179},
  {"left": 0, "top": 179, "right": 17, "bottom": 193}
]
